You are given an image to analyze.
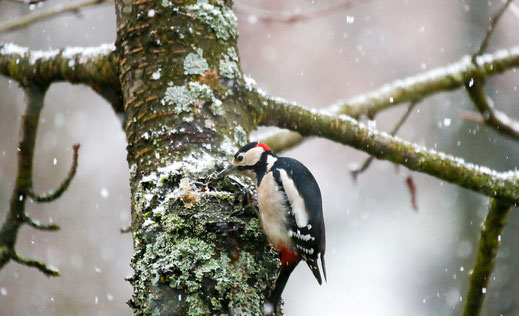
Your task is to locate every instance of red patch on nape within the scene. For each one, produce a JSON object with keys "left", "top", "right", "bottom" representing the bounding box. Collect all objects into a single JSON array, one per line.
[
  {"left": 256, "top": 143, "right": 271, "bottom": 151},
  {"left": 279, "top": 247, "right": 301, "bottom": 269}
]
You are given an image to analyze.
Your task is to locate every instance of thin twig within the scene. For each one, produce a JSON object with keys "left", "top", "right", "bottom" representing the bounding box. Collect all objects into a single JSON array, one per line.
[
  {"left": 466, "top": 0, "right": 519, "bottom": 140},
  {"left": 250, "top": 88, "right": 519, "bottom": 204},
  {"left": 0, "top": 0, "right": 111, "bottom": 33},
  {"left": 235, "top": 1, "right": 362, "bottom": 23},
  {"left": 24, "top": 215, "right": 60, "bottom": 231},
  {"left": 463, "top": 199, "right": 510, "bottom": 316},
  {"left": 472, "top": 0, "right": 514, "bottom": 62},
  {"left": 9, "top": 250, "right": 59, "bottom": 276},
  {"left": 461, "top": 4, "right": 515, "bottom": 314},
  {"left": 465, "top": 78, "right": 519, "bottom": 139},
  {"left": 0, "top": 84, "right": 75, "bottom": 276},
  {"left": 0, "top": 85, "right": 48, "bottom": 273},
  {"left": 351, "top": 101, "right": 418, "bottom": 181},
  {"left": 257, "top": 46, "right": 519, "bottom": 153},
  {"left": 27, "top": 143, "right": 80, "bottom": 202}
]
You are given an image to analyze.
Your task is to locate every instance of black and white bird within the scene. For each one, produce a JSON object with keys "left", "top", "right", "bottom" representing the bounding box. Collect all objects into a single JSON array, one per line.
[{"left": 224, "top": 142, "right": 326, "bottom": 312}]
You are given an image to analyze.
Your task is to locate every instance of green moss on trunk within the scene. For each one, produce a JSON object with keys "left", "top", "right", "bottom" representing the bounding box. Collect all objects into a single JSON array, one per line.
[{"left": 114, "top": 0, "right": 279, "bottom": 314}]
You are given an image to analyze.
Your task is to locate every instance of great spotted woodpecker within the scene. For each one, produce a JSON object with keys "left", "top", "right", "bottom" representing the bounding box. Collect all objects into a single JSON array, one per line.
[{"left": 224, "top": 142, "right": 326, "bottom": 312}]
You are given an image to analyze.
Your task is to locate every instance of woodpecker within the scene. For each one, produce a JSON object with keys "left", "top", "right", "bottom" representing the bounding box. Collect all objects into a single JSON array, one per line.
[{"left": 225, "top": 142, "right": 326, "bottom": 312}]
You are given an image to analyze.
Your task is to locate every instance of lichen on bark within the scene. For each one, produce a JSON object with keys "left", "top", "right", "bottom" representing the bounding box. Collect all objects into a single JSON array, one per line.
[{"left": 114, "top": 0, "right": 279, "bottom": 314}]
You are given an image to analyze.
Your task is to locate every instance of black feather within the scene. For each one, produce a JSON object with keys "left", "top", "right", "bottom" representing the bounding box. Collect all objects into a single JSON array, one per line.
[{"left": 271, "top": 157, "right": 326, "bottom": 285}]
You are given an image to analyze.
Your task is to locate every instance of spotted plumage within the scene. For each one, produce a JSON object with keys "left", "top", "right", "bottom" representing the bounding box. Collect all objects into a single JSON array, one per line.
[{"left": 230, "top": 142, "right": 326, "bottom": 311}]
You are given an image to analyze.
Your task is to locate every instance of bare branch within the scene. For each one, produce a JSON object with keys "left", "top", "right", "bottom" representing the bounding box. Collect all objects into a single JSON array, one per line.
[
  {"left": 464, "top": 0, "right": 519, "bottom": 140},
  {"left": 465, "top": 78, "right": 519, "bottom": 139},
  {"left": 27, "top": 144, "right": 80, "bottom": 202},
  {"left": 257, "top": 46, "right": 519, "bottom": 152},
  {"left": 461, "top": 5, "right": 514, "bottom": 313},
  {"left": 0, "top": 85, "right": 48, "bottom": 273},
  {"left": 235, "top": 1, "right": 362, "bottom": 23},
  {"left": 9, "top": 250, "right": 60, "bottom": 276},
  {"left": 248, "top": 88, "right": 519, "bottom": 204},
  {"left": 0, "top": 43, "right": 122, "bottom": 112},
  {"left": 254, "top": 128, "right": 307, "bottom": 154},
  {"left": 24, "top": 215, "right": 60, "bottom": 231},
  {"left": 463, "top": 199, "right": 510, "bottom": 316},
  {"left": 0, "top": 85, "right": 69, "bottom": 276},
  {"left": 351, "top": 101, "right": 418, "bottom": 180},
  {"left": 472, "top": 0, "right": 513, "bottom": 62},
  {"left": 0, "top": 0, "right": 112, "bottom": 33}
]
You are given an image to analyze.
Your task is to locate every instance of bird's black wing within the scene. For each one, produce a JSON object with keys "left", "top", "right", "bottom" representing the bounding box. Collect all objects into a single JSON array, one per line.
[{"left": 272, "top": 157, "right": 326, "bottom": 284}]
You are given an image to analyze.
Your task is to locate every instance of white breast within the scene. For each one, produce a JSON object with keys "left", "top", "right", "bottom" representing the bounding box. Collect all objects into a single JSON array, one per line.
[{"left": 257, "top": 172, "right": 291, "bottom": 249}]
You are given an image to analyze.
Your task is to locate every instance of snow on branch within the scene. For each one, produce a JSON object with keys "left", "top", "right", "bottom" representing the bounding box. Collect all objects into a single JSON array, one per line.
[
  {"left": 465, "top": 77, "right": 519, "bottom": 139},
  {"left": 0, "top": 43, "right": 122, "bottom": 112},
  {"left": 247, "top": 88, "right": 519, "bottom": 205},
  {"left": 256, "top": 46, "right": 519, "bottom": 152},
  {"left": 463, "top": 0, "right": 519, "bottom": 141},
  {"left": 0, "top": 0, "right": 112, "bottom": 33},
  {"left": 460, "top": 4, "right": 515, "bottom": 315}
]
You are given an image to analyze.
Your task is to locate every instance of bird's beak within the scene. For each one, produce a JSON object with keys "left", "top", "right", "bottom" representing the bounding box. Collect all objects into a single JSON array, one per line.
[{"left": 212, "top": 164, "right": 236, "bottom": 180}]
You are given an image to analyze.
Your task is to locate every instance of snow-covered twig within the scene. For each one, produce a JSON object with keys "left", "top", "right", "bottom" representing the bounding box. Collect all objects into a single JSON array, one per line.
[
  {"left": 257, "top": 46, "right": 519, "bottom": 153},
  {"left": 248, "top": 88, "right": 519, "bottom": 204},
  {"left": 0, "top": 0, "right": 112, "bottom": 33},
  {"left": 0, "top": 43, "right": 122, "bottom": 112},
  {"left": 350, "top": 101, "right": 418, "bottom": 181},
  {"left": 465, "top": 0, "right": 519, "bottom": 140}
]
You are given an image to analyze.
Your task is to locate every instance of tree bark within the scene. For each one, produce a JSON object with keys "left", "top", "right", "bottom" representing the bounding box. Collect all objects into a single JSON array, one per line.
[{"left": 114, "top": 0, "right": 278, "bottom": 314}]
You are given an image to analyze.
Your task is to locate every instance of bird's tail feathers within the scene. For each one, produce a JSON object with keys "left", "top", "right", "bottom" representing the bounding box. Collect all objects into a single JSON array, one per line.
[
  {"left": 306, "top": 257, "right": 323, "bottom": 285},
  {"left": 320, "top": 252, "right": 327, "bottom": 283}
]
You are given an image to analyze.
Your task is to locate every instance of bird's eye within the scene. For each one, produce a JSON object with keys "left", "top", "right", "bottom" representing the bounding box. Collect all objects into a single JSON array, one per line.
[{"left": 236, "top": 156, "right": 244, "bottom": 162}]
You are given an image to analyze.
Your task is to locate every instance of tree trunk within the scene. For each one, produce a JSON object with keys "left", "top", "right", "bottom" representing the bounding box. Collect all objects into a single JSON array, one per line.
[{"left": 114, "top": 0, "right": 278, "bottom": 314}]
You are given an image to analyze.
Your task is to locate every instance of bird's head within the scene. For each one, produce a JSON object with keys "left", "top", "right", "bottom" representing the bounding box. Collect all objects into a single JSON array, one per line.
[
  {"left": 232, "top": 142, "right": 273, "bottom": 171},
  {"left": 210, "top": 142, "right": 274, "bottom": 182}
]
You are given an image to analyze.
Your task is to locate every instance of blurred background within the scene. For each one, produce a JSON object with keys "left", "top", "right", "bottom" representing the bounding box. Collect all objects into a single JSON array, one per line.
[{"left": 1, "top": 0, "right": 518, "bottom": 315}]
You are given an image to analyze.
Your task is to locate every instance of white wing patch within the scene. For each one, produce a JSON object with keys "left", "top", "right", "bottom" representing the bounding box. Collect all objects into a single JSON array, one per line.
[{"left": 278, "top": 169, "right": 309, "bottom": 228}]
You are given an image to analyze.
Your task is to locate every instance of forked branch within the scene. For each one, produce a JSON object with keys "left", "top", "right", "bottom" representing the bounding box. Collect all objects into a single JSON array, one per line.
[
  {"left": 465, "top": 78, "right": 519, "bottom": 139},
  {"left": 248, "top": 88, "right": 519, "bottom": 204},
  {"left": 256, "top": 46, "right": 519, "bottom": 152},
  {"left": 0, "top": 85, "right": 79, "bottom": 276},
  {"left": 465, "top": 0, "right": 519, "bottom": 140},
  {"left": 0, "top": 43, "right": 122, "bottom": 112}
]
